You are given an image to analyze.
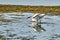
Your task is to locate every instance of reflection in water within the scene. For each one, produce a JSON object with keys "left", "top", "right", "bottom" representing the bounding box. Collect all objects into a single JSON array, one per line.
[
  {"left": 32, "top": 22, "right": 46, "bottom": 32},
  {"left": 0, "top": 19, "right": 12, "bottom": 22}
]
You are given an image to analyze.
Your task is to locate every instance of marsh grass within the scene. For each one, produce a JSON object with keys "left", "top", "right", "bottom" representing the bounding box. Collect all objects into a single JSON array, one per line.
[
  {"left": 0, "top": 5, "right": 60, "bottom": 12},
  {"left": 0, "top": 5, "right": 60, "bottom": 15}
]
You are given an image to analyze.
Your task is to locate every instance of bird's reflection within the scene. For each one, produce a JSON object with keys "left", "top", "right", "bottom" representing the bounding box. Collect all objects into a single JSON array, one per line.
[
  {"left": 32, "top": 22, "right": 46, "bottom": 32},
  {"left": 31, "top": 14, "right": 46, "bottom": 32}
]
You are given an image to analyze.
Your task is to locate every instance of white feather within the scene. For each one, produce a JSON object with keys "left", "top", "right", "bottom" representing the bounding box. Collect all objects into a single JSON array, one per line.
[{"left": 32, "top": 14, "right": 45, "bottom": 22}]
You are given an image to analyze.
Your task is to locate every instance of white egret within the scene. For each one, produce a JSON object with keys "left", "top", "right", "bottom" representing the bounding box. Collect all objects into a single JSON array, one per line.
[{"left": 32, "top": 13, "right": 45, "bottom": 23}]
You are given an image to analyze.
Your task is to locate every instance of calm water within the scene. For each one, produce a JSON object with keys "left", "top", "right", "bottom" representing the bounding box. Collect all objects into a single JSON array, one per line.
[{"left": 0, "top": 12, "right": 60, "bottom": 40}]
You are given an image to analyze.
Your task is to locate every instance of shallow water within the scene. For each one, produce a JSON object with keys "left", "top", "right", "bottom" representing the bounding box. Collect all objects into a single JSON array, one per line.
[{"left": 0, "top": 12, "right": 60, "bottom": 40}]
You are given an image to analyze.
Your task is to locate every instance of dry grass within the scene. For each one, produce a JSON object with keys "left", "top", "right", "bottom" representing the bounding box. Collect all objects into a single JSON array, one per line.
[{"left": 0, "top": 5, "right": 60, "bottom": 15}]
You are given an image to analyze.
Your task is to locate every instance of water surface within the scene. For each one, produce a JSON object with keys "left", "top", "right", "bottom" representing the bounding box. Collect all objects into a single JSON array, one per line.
[{"left": 0, "top": 12, "right": 60, "bottom": 40}]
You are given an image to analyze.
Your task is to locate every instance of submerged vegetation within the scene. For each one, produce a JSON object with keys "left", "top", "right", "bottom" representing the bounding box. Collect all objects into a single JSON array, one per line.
[
  {"left": 0, "top": 19, "right": 11, "bottom": 22},
  {"left": 0, "top": 35, "right": 5, "bottom": 40}
]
